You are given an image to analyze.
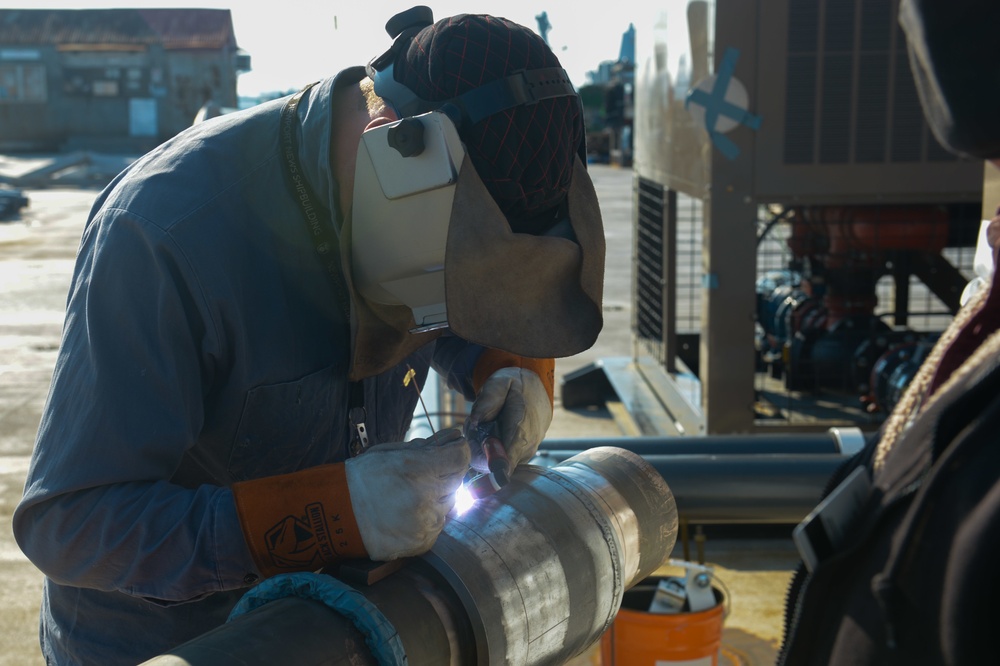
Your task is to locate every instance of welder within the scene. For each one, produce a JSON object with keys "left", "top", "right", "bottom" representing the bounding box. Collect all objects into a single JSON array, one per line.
[{"left": 12, "top": 7, "right": 605, "bottom": 665}]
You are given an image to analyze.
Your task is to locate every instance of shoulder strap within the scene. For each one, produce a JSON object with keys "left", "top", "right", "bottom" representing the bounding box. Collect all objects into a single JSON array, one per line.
[
  {"left": 280, "top": 85, "right": 367, "bottom": 447},
  {"left": 279, "top": 84, "right": 352, "bottom": 322}
]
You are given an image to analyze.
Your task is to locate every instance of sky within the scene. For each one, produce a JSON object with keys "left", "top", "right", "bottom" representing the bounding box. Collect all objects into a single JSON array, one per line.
[{"left": 33, "top": 1, "right": 638, "bottom": 98}]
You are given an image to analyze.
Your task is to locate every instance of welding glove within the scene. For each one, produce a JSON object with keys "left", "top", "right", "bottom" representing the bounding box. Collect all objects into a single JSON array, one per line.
[
  {"left": 346, "top": 428, "right": 470, "bottom": 561},
  {"left": 466, "top": 351, "right": 555, "bottom": 472},
  {"left": 232, "top": 428, "right": 470, "bottom": 577}
]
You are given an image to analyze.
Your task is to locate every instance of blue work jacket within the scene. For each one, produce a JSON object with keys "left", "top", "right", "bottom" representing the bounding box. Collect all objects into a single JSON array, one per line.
[{"left": 13, "top": 70, "right": 481, "bottom": 665}]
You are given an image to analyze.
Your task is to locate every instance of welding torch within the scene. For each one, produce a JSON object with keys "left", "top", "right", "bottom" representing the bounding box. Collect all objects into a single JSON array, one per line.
[{"left": 464, "top": 420, "right": 511, "bottom": 498}]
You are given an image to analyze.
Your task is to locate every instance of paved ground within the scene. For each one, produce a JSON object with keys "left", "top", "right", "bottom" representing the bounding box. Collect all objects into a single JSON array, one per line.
[
  {"left": 0, "top": 183, "right": 99, "bottom": 665},
  {"left": 0, "top": 162, "right": 796, "bottom": 664}
]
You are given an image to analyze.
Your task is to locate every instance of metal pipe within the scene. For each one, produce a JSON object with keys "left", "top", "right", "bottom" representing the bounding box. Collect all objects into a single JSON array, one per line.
[
  {"left": 143, "top": 446, "right": 677, "bottom": 666},
  {"left": 140, "top": 596, "right": 382, "bottom": 666},
  {"left": 537, "top": 427, "right": 871, "bottom": 457},
  {"left": 535, "top": 438, "right": 838, "bottom": 456},
  {"left": 429, "top": 445, "right": 677, "bottom": 665},
  {"left": 143, "top": 560, "right": 474, "bottom": 666},
  {"left": 533, "top": 449, "right": 845, "bottom": 524},
  {"left": 531, "top": 429, "right": 870, "bottom": 524}
]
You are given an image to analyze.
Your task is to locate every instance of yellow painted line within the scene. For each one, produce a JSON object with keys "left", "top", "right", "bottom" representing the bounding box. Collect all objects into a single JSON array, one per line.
[{"left": 606, "top": 400, "right": 641, "bottom": 437}]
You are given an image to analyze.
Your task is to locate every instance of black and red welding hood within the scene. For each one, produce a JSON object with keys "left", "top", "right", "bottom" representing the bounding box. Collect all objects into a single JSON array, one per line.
[{"left": 343, "top": 7, "right": 605, "bottom": 380}]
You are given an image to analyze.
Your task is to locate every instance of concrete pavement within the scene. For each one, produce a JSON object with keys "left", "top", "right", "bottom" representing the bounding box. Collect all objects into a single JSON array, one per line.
[{"left": 1, "top": 185, "right": 99, "bottom": 665}]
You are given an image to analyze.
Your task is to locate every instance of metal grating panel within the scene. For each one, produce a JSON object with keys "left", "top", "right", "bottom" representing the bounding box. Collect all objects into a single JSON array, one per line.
[
  {"left": 675, "top": 194, "right": 703, "bottom": 335},
  {"left": 818, "top": 0, "right": 855, "bottom": 163},
  {"left": 784, "top": 0, "right": 820, "bottom": 164},
  {"left": 634, "top": 179, "right": 704, "bottom": 368},
  {"left": 855, "top": 51, "right": 890, "bottom": 162},
  {"left": 889, "top": 40, "right": 924, "bottom": 162},
  {"left": 782, "top": 0, "right": 960, "bottom": 167},
  {"left": 819, "top": 53, "right": 852, "bottom": 163},
  {"left": 635, "top": 178, "right": 667, "bottom": 363}
]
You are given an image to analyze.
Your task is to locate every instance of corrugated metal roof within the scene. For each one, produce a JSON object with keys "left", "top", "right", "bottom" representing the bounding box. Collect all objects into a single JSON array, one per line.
[
  {"left": 0, "top": 8, "right": 236, "bottom": 50},
  {"left": 137, "top": 9, "right": 236, "bottom": 50}
]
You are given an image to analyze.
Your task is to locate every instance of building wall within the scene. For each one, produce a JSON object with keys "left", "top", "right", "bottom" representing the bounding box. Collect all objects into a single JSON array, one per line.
[
  {"left": 0, "top": 43, "right": 238, "bottom": 152},
  {"left": 0, "top": 46, "right": 61, "bottom": 150},
  {"left": 164, "top": 49, "right": 239, "bottom": 130},
  {"left": 60, "top": 47, "right": 168, "bottom": 152}
]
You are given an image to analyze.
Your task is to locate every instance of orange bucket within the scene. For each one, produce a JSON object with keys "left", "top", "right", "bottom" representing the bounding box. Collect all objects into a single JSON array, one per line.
[{"left": 600, "top": 577, "right": 725, "bottom": 665}]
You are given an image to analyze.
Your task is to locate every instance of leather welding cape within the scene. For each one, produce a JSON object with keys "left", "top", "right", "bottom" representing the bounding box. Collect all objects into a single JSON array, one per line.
[{"left": 341, "top": 154, "right": 605, "bottom": 380}]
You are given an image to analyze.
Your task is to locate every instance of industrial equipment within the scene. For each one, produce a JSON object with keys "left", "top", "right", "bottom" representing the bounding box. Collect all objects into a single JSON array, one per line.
[{"left": 565, "top": 0, "right": 985, "bottom": 436}]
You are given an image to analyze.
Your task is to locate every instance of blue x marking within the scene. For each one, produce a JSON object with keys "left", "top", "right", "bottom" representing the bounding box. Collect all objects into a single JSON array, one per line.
[{"left": 685, "top": 48, "right": 762, "bottom": 159}]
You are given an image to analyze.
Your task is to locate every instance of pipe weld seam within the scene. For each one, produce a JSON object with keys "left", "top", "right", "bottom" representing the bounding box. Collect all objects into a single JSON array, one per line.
[{"left": 544, "top": 468, "right": 625, "bottom": 634}]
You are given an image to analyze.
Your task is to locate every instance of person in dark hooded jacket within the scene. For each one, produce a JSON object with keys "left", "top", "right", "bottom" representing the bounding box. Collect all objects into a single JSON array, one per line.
[{"left": 780, "top": 1, "right": 1000, "bottom": 664}]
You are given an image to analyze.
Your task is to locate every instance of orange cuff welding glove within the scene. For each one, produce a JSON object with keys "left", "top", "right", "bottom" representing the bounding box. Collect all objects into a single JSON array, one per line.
[
  {"left": 232, "top": 428, "right": 470, "bottom": 577},
  {"left": 466, "top": 350, "right": 555, "bottom": 472}
]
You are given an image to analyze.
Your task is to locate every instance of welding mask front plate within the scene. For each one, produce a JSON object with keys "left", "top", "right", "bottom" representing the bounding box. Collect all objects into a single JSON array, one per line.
[{"left": 351, "top": 111, "right": 465, "bottom": 330}]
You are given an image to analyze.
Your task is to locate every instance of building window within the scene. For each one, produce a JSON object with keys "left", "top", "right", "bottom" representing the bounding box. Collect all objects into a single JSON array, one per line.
[
  {"left": 0, "top": 64, "right": 47, "bottom": 103},
  {"left": 92, "top": 80, "right": 120, "bottom": 96},
  {"left": 63, "top": 66, "right": 147, "bottom": 97}
]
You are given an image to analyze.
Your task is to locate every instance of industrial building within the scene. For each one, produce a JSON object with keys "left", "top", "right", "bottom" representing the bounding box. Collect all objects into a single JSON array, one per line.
[{"left": 0, "top": 8, "right": 249, "bottom": 153}]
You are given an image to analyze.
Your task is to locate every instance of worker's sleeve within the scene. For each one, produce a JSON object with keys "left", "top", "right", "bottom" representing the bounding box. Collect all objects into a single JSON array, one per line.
[
  {"left": 231, "top": 463, "right": 367, "bottom": 578},
  {"left": 472, "top": 349, "right": 555, "bottom": 408},
  {"left": 12, "top": 209, "right": 258, "bottom": 604},
  {"left": 430, "top": 333, "right": 485, "bottom": 401},
  {"left": 431, "top": 336, "right": 554, "bottom": 407}
]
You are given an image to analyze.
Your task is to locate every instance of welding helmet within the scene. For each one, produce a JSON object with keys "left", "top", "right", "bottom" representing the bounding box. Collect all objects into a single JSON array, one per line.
[
  {"left": 899, "top": 0, "right": 1000, "bottom": 159},
  {"left": 345, "top": 7, "right": 605, "bottom": 379}
]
